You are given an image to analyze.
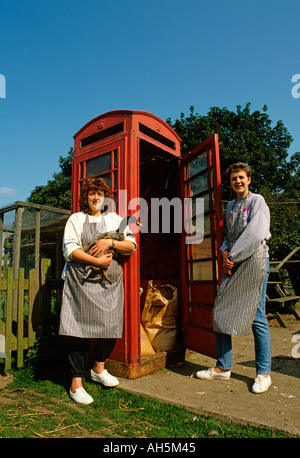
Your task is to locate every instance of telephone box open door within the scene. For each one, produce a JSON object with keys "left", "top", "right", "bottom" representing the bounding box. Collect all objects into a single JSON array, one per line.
[{"left": 180, "top": 134, "right": 223, "bottom": 358}]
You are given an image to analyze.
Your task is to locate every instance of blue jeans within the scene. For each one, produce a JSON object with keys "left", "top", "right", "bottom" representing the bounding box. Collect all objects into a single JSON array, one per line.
[{"left": 215, "top": 258, "right": 271, "bottom": 374}]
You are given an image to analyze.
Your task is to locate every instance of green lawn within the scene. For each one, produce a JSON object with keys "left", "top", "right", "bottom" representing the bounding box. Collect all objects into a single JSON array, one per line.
[{"left": 0, "top": 364, "right": 292, "bottom": 439}]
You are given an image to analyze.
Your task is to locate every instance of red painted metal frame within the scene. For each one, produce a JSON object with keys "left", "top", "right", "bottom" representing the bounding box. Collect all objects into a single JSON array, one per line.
[
  {"left": 179, "top": 134, "right": 222, "bottom": 358},
  {"left": 72, "top": 111, "right": 181, "bottom": 377}
]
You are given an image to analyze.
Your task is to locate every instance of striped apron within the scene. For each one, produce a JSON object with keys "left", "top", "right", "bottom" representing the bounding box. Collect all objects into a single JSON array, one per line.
[
  {"left": 59, "top": 215, "right": 124, "bottom": 338},
  {"left": 213, "top": 198, "right": 267, "bottom": 336}
]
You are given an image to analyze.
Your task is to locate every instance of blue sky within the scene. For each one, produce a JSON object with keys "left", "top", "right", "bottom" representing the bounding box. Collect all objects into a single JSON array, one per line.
[{"left": 0, "top": 0, "right": 299, "bottom": 208}]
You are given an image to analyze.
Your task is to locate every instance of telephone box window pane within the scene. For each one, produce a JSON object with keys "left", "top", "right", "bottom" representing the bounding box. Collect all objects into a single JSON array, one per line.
[
  {"left": 86, "top": 152, "right": 111, "bottom": 177},
  {"left": 113, "top": 193, "right": 118, "bottom": 210},
  {"left": 192, "top": 193, "right": 210, "bottom": 216},
  {"left": 190, "top": 173, "right": 209, "bottom": 196},
  {"left": 211, "top": 191, "right": 215, "bottom": 211},
  {"left": 80, "top": 122, "right": 124, "bottom": 147},
  {"left": 204, "top": 214, "right": 211, "bottom": 235},
  {"left": 189, "top": 237, "right": 212, "bottom": 260},
  {"left": 80, "top": 162, "right": 84, "bottom": 179},
  {"left": 113, "top": 171, "right": 118, "bottom": 190},
  {"left": 189, "top": 156, "right": 207, "bottom": 177},
  {"left": 139, "top": 123, "right": 176, "bottom": 150},
  {"left": 101, "top": 173, "right": 111, "bottom": 189},
  {"left": 114, "top": 149, "right": 118, "bottom": 169},
  {"left": 185, "top": 214, "right": 211, "bottom": 242},
  {"left": 192, "top": 261, "right": 213, "bottom": 281}
]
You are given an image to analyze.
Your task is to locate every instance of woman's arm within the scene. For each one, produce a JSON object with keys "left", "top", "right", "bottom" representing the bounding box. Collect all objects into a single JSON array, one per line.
[
  {"left": 63, "top": 213, "right": 84, "bottom": 261},
  {"left": 88, "top": 239, "right": 136, "bottom": 257},
  {"left": 71, "top": 248, "right": 113, "bottom": 268},
  {"left": 228, "top": 195, "right": 270, "bottom": 264}
]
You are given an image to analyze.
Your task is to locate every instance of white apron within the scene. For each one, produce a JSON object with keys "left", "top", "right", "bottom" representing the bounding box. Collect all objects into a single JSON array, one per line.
[
  {"left": 213, "top": 197, "right": 267, "bottom": 336},
  {"left": 59, "top": 215, "right": 124, "bottom": 338}
]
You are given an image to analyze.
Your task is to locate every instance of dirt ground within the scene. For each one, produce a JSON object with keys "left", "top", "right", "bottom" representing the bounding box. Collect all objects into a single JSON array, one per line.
[{"left": 119, "top": 314, "right": 300, "bottom": 437}]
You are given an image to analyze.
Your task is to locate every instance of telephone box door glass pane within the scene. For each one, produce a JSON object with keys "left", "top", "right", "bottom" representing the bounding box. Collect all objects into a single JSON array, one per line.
[
  {"left": 86, "top": 152, "right": 111, "bottom": 177},
  {"left": 77, "top": 142, "right": 121, "bottom": 212}
]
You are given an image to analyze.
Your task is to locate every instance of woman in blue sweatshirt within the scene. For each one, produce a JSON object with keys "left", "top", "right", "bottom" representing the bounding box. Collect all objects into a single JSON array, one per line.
[{"left": 196, "top": 162, "right": 272, "bottom": 394}]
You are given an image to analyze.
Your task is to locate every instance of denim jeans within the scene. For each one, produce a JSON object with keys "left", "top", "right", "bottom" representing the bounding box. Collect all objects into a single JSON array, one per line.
[{"left": 215, "top": 258, "right": 271, "bottom": 374}]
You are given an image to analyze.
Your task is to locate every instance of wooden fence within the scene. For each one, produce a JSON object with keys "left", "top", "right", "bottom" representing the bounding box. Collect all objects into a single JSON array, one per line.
[{"left": 0, "top": 267, "right": 39, "bottom": 370}]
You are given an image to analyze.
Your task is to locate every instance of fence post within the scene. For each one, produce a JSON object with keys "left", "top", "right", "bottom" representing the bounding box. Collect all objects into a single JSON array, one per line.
[
  {"left": 5, "top": 268, "right": 13, "bottom": 370},
  {"left": 0, "top": 214, "right": 3, "bottom": 273},
  {"left": 28, "top": 268, "right": 38, "bottom": 347},
  {"left": 41, "top": 258, "right": 51, "bottom": 335},
  {"left": 17, "top": 268, "right": 25, "bottom": 368},
  {"left": 12, "top": 206, "right": 23, "bottom": 321}
]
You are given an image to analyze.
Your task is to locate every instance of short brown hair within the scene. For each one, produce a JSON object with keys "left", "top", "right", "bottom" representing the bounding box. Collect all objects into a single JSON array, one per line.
[
  {"left": 79, "top": 177, "right": 112, "bottom": 214},
  {"left": 225, "top": 162, "right": 253, "bottom": 180}
]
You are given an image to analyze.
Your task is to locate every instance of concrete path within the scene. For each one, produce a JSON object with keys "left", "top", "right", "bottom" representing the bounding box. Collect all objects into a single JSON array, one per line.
[{"left": 119, "top": 315, "right": 300, "bottom": 437}]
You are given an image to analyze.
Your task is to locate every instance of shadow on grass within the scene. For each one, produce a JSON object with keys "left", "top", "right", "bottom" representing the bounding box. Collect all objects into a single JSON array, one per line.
[{"left": 23, "top": 334, "right": 70, "bottom": 391}]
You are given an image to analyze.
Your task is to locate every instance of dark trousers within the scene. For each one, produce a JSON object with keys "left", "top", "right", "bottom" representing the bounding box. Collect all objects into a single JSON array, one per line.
[{"left": 67, "top": 337, "right": 116, "bottom": 378}]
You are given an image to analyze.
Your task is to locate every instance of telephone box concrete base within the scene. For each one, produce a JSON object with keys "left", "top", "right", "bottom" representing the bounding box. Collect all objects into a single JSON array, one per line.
[{"left": 106, "top": 347, "right": 186, "bottom": 379}]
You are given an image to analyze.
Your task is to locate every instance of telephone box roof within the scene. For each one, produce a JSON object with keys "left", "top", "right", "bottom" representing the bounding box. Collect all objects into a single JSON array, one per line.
[{"left": 73, "top": 109, "right": 181, "bottom": 143}]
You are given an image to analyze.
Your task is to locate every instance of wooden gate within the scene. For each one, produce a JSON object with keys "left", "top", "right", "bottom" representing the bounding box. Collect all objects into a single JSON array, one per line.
[{"left": 0, "top": 267, "right": 39, "bottom": 370}]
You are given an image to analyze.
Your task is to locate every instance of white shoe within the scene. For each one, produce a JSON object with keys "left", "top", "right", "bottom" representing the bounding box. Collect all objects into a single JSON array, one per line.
[
  {"left": 252, "top": 374, "right": 272, "bottom": 394},
  {"left": 196, "top": 367, "right": 231, "bottom": 380},
  {"left": 69, "top": 387, "right": 94, "bottom": 405},
  {"left": 91, "top": 369, "right": 119, "bottom": 387}
]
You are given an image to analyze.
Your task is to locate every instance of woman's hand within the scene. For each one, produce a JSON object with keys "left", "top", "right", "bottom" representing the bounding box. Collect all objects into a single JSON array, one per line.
[
  {"left": 70, "top": 248, "right": 113, "bottom": 267},
  {"left": 94, "top": 252, "right": 113, "bottom": 268},
  {"left": 222, "top": 250, "right": 234, "bottom": 275},
  {"left": 89, "top": 238, "right": 136, "bottom": 256},
  {"left": 88, "top": 239, "right": 113, "bottom": 257}
]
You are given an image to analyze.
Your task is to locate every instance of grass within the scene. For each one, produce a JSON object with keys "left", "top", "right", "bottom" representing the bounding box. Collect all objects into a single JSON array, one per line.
[{"left": 0, "top": 364, "right": 292, "bottom": 439}]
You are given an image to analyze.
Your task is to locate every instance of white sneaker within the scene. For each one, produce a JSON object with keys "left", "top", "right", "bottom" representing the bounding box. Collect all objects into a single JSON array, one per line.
[
  {"left": 252, "top": 374, "right": 272, "bottom": 394},
  {"left": 91, "top": 369, "right": 119, "bottom": 387},
  {"left": 196, "top": 367, "right": 231, "bottom": 380},
  {"left": 69, "top": 387, "right": 94, "bottom": 405}
]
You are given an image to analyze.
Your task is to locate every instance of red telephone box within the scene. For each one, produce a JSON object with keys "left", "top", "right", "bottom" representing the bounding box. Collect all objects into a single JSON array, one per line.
[{"left": 72, "top": 110, "right": 222, "bottom": 378}]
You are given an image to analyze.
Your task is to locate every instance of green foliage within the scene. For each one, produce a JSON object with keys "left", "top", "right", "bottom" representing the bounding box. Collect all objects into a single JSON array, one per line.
[
  {"left": 168, "top": 103, "right": 296, "bottom": 200},
  {"left": 27, "top": 148, "right": 73, "bottom": 210},
  {"left": 284, "top": 151, "right": 300, "bottom": 201},
  {"left": 168, "top": 104, "right": 300, "bottom": 259},
  {"left": 261, "top": 188, "right": 300, "bottom": 260}
]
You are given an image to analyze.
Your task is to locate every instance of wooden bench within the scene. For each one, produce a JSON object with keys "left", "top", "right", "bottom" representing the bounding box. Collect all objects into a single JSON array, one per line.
[{"left": 267, "top": 247, "right": 300, "bottom": 327}]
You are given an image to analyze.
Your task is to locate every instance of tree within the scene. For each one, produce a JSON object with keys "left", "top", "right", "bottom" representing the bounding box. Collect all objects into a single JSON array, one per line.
[
  {"left": 260, "top": 187, "right": 300, "bottom": 259},
  {"left": 27, "top": 148, "right": 73, "bottom": 209},
  {"left": 167, "top": 103, "right": 297, "bottom": 199},
  {"left": 284, "top": 151, "right": 300, "bottom": 201},
  {"left": 167, "top": 103, "right": 300, "bottom": 259}
]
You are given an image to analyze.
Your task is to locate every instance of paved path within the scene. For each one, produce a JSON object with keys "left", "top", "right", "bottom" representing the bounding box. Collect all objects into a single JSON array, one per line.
[{"left": 119, "top": 316, "right": 300, "bottom": 437}]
